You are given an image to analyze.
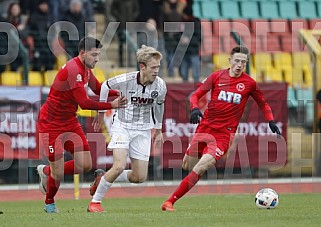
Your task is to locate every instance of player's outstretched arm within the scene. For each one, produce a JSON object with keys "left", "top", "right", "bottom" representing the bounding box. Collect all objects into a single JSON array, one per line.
[{"left": 73, "top": 87, "right": 127, "bottom": 110}]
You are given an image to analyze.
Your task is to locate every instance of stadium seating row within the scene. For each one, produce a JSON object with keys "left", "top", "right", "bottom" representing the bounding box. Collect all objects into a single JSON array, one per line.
[
  {"left": 193, "top": 0, "right": 321, "bottom": 20},
  {"left": 200, "top": 19, "right": 321, "bottom": 54},
  {"left": 0, "top": 67, "right": 107, "bottom": 87},
  {"left": 213, "top": 52, "right": 312, "bottom": 88}
]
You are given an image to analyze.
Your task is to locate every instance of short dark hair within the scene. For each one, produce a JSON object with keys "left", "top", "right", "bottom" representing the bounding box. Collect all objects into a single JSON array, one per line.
[
  {"left": 230, "top": 46, "right": 249, "bottom": 57},
  {"left": 78, "top": 37, "right": 103, "bottom": 52}
]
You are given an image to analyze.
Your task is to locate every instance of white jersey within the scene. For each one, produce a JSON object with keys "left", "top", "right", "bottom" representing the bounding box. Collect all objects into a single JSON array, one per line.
[{"left": 100, "top": 71, "right": 167, "bottom": 130}]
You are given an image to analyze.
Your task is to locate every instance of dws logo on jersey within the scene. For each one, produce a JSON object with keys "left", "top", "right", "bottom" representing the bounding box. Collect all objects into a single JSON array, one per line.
[
  {"left": 131, "top": 91, "right": 158, "bottom": 105},
  {"left": 218, "top": 90, "right": 242, "bottom": 104}
]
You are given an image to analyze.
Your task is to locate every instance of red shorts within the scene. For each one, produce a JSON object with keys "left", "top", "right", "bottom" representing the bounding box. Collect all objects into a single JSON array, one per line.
[
  {"left": 38, "top": 122, "right": 90, "bottom": 162},
  {"left": 186, "top": 123, "right": 234, "bottom": 161}
]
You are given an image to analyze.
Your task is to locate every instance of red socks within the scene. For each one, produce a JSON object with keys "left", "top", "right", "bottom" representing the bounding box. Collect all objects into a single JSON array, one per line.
[
  {"left": 45, "top": 175, "right": 60, "bottom": 204},
  {"left": 167, "top": 171, "right": 201, "bottom": 204},
  {"left": 43, "top": 160, "right": 80, "bottom": 176},
  {"left": 43, "top": 160, "right": 80, "bottom": 204}
]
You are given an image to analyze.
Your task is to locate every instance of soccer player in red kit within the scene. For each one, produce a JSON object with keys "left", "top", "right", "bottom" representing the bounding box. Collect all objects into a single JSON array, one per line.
[
  {"left": 36, "top": 37, "right": 127, "bottom": 213},
  {"left": 161, "top": 46, "right": 281, "bottom": 211}
]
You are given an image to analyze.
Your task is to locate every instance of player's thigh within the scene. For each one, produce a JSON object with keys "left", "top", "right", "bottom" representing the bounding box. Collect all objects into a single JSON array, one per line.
[
  {"left": 182, "top": 154, "right": 200, "bottom": 171},
  {"left": 49, "top": 157, "right": 65, "bottom": 180},
  {"left": 130, "top": 158, "right": 149, "bottom": 182},
  {"left": 64, "top": 125, "right": 90, "bottom": 154},
  {"left": 112, "top": 148, "right": 129, "bottom": 170},
  {"left": 193, "top": 153, "right": 217, "bottom": 175},
  {"left": 73, "top": 151, "right": 92, "bottom": 172},
  {"left": 128, "top": 130, "right": 151, "bottom": 161}
]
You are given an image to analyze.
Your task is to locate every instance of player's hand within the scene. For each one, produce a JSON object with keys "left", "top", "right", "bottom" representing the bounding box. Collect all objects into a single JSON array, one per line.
[
  {"left": 269, "top": 120, "right": 281, "bottom": 136},
  {"left": 190, "top": 108, "right": 203, "bottom": 124},
  {"left": 111, "top": 96, "right": 127, "bottom": 108},
  {"left": 92, "top": 112, "right": 105, "bottom": 132}
]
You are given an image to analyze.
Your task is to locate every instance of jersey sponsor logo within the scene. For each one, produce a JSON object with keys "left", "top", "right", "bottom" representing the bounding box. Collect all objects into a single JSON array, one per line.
[
  {"left": 151, "top": 91, "right": 159, "bottom": 98},
  {"left": 218, "top": 90, "right": 242, "bottom": 104},
  {"left": 215, "top": 147, "right": 224, "bottom": 158},
  {"left": 131, "top": 96, "right": 154, "bottom": 104},
  {"left": 236, "top": 83, "right": 245, "bottom": 91},
  {"left": 76, "top": 74, "right": 82, "bottom": 82}
]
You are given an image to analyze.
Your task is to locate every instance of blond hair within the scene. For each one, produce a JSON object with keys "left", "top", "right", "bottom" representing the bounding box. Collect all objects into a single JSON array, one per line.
[{"left": 136, "top": 45, "right": 163, "bottom": 65}]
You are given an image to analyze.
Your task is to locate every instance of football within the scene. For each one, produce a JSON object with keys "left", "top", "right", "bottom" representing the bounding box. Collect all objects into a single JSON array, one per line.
[{"left": 255, "top": 188, "right": 279, "bottom": 209}]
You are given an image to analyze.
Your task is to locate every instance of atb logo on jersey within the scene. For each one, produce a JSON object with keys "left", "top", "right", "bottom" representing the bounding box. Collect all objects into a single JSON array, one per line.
[
  {"left": 49, "top": 145, "right": 54, "bottom": 154},
  {"left": 218, "top": 90, "right": 242, "bottom": 104},
  {"left": 151, "top": 91, "right": 159, "bottom": 98}
]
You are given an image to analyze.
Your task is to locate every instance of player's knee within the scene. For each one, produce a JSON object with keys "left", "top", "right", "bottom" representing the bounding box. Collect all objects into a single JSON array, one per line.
[
  {"left": 51, "top": 170, "right": 64, "bottom": 181},
  {"left": 129, "top": 174, "right": 147, "bottom": 183},
  {"left": 112, "top": 165, "right": 126, "bottom": 176},
  {"left": 182, "top": 161, "right": 190, "bottom": 171},
  {"left": 193, "top": 161, "right": 215, "bottom": 175},
  {"left": 82, "top": 162, "right": 92, "bottom": 172}
]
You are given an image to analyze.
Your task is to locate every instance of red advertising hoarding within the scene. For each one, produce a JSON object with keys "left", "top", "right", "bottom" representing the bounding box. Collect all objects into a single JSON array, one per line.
[{"left": 0, "top": 86, "right": 42, "bottom": 159}]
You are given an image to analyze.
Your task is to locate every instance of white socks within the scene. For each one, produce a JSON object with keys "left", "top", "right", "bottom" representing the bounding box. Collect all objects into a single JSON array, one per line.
[
  {"left": 91, "top": 170, "right": 131, "bottom": 203},
  {"left": 92, "top": 177, "right": 112, "bottom": 203},
  {"left": 114, "top": 170, "right": 130, "bottom": 182}
]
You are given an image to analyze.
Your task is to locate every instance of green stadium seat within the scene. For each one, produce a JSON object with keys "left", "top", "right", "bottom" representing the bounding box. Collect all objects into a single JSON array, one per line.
[
  {"left": 279, "top": 1, "right": 297, "bottom": 19},
  {"left": 240, "top": 1, "right": 260, "bottom": 19},
  {"left": 298, "top": 2, "right": 317, "bottom": 19},
  {"left": 317, "top": 1, "right": 321, "bottom": 18},
  {"left": 297, "top": 88, "right": 313, "bottom": 123},
  {"left": 260, "top": 2, "right": 279, "bottom": 19},
  {"left": 201, "top": 0, "right": 220, "bottom": 20},
  {"left": 287, "top": 87, "right": 298, "bottom": 108},
  {"left": 192, "top": 1, "right": 202, "bottom": 18},
  {"left": 221, "top": 1, "right": 241, "bottom": 19}
]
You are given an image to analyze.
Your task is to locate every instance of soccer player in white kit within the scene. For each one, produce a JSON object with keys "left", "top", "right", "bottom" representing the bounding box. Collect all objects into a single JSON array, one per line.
[{"left": 87, "top": 45, "right": 167, "bottom": 212}]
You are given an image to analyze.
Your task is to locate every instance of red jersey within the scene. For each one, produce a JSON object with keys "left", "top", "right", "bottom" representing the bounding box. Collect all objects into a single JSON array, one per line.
[
  {"left": 39, "top": 57, "right": 114, "bottom": 127},
  {"left": 190, "top": 69, "right": 274, "bottom": 133}
]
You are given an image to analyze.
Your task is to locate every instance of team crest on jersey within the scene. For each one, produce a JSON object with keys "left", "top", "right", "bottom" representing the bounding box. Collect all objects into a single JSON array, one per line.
[
  {"left": 76, "top": 74, "right": 82, "bottom": 82},
  {"left": 151, "top": 91, "right": 159, "bottom": 98},
  {"left": 236, "top": 83, "right": 245, "bottom": 91}
]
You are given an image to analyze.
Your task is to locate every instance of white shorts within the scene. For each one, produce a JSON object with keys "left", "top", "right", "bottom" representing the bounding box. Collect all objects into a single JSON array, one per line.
[{"left": 107, "top": 125, "right": 151, "bottom": 161}]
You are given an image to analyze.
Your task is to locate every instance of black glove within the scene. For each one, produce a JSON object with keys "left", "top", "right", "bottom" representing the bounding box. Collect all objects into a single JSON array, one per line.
[
  {"left": 190, "top": 108, "right": 203, "bottom": 124},
  {"left": 269, "top": 120, "right": 281, "bottom": 135}
]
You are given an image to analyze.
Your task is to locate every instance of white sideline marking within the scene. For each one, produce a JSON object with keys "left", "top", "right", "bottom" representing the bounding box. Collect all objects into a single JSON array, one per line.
[{"left": 1, "top": 178, "right": 321, "bottom": 191}]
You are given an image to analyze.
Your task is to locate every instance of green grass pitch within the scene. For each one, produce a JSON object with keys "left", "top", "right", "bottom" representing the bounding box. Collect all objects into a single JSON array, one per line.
[{"left": 1, "top": 194, "right": 321, "bottom": 227}]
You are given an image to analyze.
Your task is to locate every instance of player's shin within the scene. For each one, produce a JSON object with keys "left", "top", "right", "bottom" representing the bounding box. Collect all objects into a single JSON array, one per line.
[{"left": 92, "top": 176, "right": 112, "bottom": 203}]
